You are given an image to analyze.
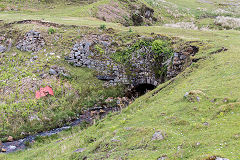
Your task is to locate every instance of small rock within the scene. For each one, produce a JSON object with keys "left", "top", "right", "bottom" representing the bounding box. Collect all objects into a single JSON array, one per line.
[
  {"left": 9, "top": 145, "right": 16, "bottom": 150},
  {"left": 158, "top": 155, "right": 168, "bottom": 160},
  {"left": 62, "top": 73, "right": 70, "bottom": 78},
  {"left": 105, "top": 97, "right": 114, "bottom": 103},
  {"left": 152, "top": 131, "right": 166, "bottom": 141},
  {"left": 1, "top": 148, "right": 6, "bottom": 152},
  {"left": 210, "top": 98, "right": 217, "bottom": 103},
  {"left": 99, "top": 109, "right": 106, "bottom": 113},
  {"left": 12, "top": 52, "right": 17, "bottom": 56},
  {"left": 184, "top": 92, "right": 189, "bottom": 98},
  {"left": 73, "top": 148, "right": 86, "bottom": 153},
  {"left": 33, "top": 56, "right": 38, "bottom": 60},
  {"left": 203, "top": 122, "right": 209, "bottom": 126},
  {"left": 29, "top": 114, "right": 40, "bottom": 121},
  {"left": 111, "top": 138, "right": 120, "bottom": 142},
  {"left": 196, "top": 96, "right": 200, "bottom": 102},
  {"left": 49, "top": 68, "right": 58, "bottom": 75},
  {"left": 223, "top": 98, "right": 229, "bottom": 103},
  {"left": 7, "top": 136, "right": 13, "bottom": 142},
  {"left": 208, "top": 156, "right": 229, "bottom": 160},
  {"left": 40, "top": 73, "right": 47, "bottom": 79},
  {"left": 21, "top": 132, "right": 26, "bottom": 136},
  {"left": 0, "top": 45, "right": 6, "bottom": 53},
  {"left": 124, "top": 127, "right": 132, "bottom": 130},
  {"left": 215, "top": 157, "right": 229, "bottom": 160}
]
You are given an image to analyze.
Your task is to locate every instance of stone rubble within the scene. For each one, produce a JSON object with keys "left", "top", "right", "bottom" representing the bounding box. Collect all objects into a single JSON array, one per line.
[{"left": 16, "top": 30, "right": 45, "bottom": 52}]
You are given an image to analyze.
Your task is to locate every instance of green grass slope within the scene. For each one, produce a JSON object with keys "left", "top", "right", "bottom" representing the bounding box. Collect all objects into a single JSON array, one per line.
[
  {"left": 1, "top": 25, "right": 240, "bottom": 159},
  {"left": 1, "top": 0, "right": 240, "bottom": 29},
  {"left": 0, "top": 23, "right": 125, "bottom": 141},
  {"left": 0, "top": 0, "right": 240, "bottom": 159}
]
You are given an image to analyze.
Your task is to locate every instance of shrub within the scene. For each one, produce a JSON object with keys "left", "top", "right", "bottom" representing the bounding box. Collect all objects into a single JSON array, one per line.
[
  {"left": 99, "top": 24, "right": 106, "bottom": 30},
  {"left": 152, "top": 40, "right": 172, "bottom": 57},
  {"left": 48, "top": 28, "right": 56, "bottom": 34}
]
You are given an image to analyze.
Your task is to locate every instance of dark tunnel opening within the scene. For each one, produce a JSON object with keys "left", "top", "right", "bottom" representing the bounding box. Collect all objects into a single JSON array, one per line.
[{"left": 126, "top": 83, "right": 156, "bottom": 99}]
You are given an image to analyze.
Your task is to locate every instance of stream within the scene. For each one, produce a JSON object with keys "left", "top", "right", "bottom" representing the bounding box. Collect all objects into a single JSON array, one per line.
[
  {"left": 0, "top": 84, "right": 150, "bottom": 153},
  {"left": 0, "top": 106, "right": 122, "bottom": 153}
]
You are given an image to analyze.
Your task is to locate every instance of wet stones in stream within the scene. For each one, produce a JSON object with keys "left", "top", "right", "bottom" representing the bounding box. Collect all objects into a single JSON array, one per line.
[{"left": 0, "top": 97, "right": 130, "bottom": 153}]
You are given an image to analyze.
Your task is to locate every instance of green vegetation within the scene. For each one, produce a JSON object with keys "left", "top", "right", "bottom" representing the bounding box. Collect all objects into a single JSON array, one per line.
[
  {"left": 48, "top": 27, "right": 56, "bottom": 34},
  {"left": 94, "top": 44, "right": 105, "bottom": 55},
  {"left": 0, "top": 25, "right": 124, "bottom": 141},
  {"left": 0, "top": 0, "right": 240, "bottom": 159},
  {"left": 99, "top": 24, "right": 106, "bottom": 30},
  {"left": 111, "top": 39, "right": 173, "bottom": 79},
  {"left": 128, "top": 28, "right": 133, "bottom": 33}
]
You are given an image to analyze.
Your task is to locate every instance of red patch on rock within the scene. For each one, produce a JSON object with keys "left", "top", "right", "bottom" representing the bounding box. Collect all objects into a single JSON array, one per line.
[{"left": 35, "top": 86, "right": 54, "bottom": 99}]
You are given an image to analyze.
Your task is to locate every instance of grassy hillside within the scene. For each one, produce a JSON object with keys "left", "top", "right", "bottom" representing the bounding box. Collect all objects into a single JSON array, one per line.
[
  {"left": 0, "top": 23, "right": 126, "bottom": 141},
  {"left": 0, "top": 0, "right": 240, "bottom": 159},
  {"left": 1, "top": 0, "right": 240, "bottom": 29}
]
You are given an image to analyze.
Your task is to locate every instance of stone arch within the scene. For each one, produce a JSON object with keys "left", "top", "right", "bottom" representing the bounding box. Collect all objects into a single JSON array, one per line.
[{"left": 126, "top": 77, "right": 158, "bottom": 98}]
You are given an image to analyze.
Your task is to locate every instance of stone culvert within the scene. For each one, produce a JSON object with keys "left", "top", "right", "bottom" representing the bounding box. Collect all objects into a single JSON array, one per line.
[
  {"left": 66, "top": 36, "right": 199, "bottom": 91},
  {"left": 16, "top": 30, "right": 45, "bottom": 52}
]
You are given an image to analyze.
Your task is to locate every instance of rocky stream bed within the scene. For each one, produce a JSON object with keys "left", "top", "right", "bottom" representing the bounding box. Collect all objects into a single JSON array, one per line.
[{"left": 0, "top": 105, "right": 125, "bottom": 153}]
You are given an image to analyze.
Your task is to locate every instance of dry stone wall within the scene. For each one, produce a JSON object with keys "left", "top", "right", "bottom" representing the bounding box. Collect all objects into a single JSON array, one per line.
[{"left": 66, "top": 41, "right": 129, "bottom": 86}]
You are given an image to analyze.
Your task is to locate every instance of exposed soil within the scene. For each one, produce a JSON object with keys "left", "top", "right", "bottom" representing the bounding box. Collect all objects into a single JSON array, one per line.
[
  {"left": 4, "top": 20, "right": 83, "bottom": 28},
  {"left": 96, "top": 1, "right": 130, "bottom": 23}
]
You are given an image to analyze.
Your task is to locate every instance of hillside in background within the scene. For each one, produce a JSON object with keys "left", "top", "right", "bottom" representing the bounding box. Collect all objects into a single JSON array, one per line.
[{"left": 0, "top": 0, "right": 240, "bottom": 159}]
